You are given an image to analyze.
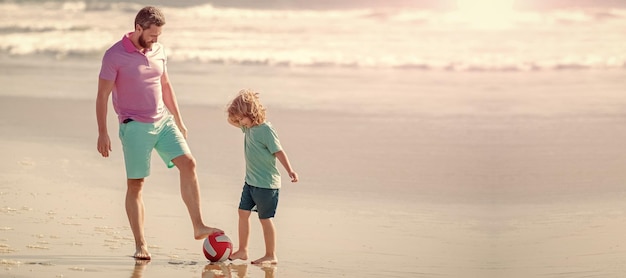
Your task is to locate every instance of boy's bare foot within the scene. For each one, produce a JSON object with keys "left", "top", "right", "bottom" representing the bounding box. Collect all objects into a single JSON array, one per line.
[
  {"left": 229, "top": 250, "right": 248, "bottom": 261},
  {"left": 251, "top": 255, "right": 277, "bottom": 265},
  {"left": 133, "top": 245, "right": 151, "bottom": 260},
  {"left": 194, "top": 226, "right": 224, "bottom": 240}
]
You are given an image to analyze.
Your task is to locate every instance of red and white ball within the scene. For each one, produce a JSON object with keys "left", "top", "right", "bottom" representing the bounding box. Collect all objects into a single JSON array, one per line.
[{"left": 203, "top": 232, "right": 233, "bottom": 262}]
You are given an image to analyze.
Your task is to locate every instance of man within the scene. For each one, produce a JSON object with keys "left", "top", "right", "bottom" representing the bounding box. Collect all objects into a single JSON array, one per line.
[{"left": 95, "top": 6, "right": 221, "bottom": 260}]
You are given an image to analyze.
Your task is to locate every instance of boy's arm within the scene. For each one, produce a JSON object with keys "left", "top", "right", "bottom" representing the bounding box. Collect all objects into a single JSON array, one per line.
[{"left": 274, "top": 150, "right": 298, "bottom": 182}]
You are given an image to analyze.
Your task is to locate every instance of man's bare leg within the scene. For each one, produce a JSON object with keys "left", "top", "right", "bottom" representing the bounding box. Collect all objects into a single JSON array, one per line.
[
  {"left": 172, "top": 154, "right": 222, "bottom": 239},
  {"left": 126, "top": 178, "right": 151, "bottom": 260},
  {"left": 251, "top": 218, "right": 278, "bottom": 264},
  {"left": 229, "top": 209, "right": 251, "bottom": 260}
]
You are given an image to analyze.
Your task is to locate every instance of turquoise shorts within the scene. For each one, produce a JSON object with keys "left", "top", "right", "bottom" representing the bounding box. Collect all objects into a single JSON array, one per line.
[{"left": 118, "top": 115, "right": 190, "bottom": 179}]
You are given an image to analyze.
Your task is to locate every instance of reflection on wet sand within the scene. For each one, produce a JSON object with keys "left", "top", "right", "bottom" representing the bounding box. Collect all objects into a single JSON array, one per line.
[
  {"left": 255, "top": 264, "right": 277, "bottom": 278},
  {"left": 230, "top": 263, "right": 249, "bottom": 278},
  {"left": 202, "top": 263, "right": 233, "bottom": 278},
  {"left": 130, "top": 259, "right": 150, "bottom": 278},
  {"left": 201, "top": 262, "right": 276, "bottom": 278}
]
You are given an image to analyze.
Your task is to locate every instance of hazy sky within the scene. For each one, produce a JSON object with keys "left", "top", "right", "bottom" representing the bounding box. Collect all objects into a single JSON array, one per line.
[
  {"left": 202, "top": 0, "right": 626, "bottom": 10},
  {"left": 61, "top": 0, "right": 626, "bottom": 10}
]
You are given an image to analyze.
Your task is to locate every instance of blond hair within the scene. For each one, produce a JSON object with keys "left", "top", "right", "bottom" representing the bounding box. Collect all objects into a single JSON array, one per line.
[{"left": 227, "top": 89, "right": 266, "bottom": 125}]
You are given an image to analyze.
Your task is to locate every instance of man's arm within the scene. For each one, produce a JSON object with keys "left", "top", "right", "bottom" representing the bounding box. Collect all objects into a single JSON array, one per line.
[
  {"left": 161, "top": 72, "right": 188, "bottom": 138},
  {"left": 96, "top": 78, "right": 114, "bottom": 157},
  {"left": 274, "top": 150, "right": 298, "bottom": 182}
]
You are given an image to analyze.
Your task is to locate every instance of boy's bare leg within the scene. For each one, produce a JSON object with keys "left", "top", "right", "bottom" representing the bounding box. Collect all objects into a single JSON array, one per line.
[
  {"left": 229, "top": 209, "right": 251, "bottom": 260},
  {"left": 173, "top": 154, "right": 222, "bottom": 239},
  {"left": 252, "top": 218, "right": 277, "bottom": 264},
  {"left": 126, "top": 178, "right": 151, "bottom": 260}
]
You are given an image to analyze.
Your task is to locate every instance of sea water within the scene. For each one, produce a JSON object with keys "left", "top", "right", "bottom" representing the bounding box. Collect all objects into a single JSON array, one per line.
[{"left": 1, "top": 0, "right": 625, "bottom": 117}]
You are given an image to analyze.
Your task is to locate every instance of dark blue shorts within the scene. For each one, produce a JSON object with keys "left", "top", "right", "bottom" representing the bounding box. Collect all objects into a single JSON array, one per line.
[{"left": 238, "top": 182, "right": 280, "bottom": 219}]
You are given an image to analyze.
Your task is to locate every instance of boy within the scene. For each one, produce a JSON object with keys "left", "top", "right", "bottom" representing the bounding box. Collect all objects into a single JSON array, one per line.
[{"left": 226, "top": 89, "right": 299, "bottom": 264}]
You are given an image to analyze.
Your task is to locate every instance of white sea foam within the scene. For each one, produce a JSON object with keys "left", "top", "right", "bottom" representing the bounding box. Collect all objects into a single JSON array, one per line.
[{"left": 1, "top": 1, "right": 625, "bottom": 71}]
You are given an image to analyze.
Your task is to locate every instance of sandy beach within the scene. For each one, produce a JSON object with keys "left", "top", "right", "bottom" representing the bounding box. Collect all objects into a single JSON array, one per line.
[
  {"left": 1, "top": 95, "right": 490, "bottom": 277},
  {"left": 3, "top": 88, "right": 626, "bottom": 277},
  {"left": 486, "top": 115, "right": 626, "bottom": 277}
]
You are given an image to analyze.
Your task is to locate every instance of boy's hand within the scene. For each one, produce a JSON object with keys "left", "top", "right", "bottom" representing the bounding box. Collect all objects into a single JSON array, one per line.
[{"left": 289, "top": 171, "right": 299, "bottom": 182}]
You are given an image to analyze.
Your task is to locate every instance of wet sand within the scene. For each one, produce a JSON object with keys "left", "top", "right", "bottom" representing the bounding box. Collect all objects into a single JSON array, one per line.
[{"left": 3, "top": 95, "right": 626, "bottom": 277}]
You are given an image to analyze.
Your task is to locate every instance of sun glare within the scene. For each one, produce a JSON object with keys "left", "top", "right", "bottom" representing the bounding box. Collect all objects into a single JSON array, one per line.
[{"left": 454, "top": 0, "right": 517, "bottom": 29}]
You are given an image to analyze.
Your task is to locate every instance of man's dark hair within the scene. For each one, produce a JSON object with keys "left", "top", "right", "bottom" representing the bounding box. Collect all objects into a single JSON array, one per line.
[{"left": 135, "top": 6, "right": 165, "bottom": 30}]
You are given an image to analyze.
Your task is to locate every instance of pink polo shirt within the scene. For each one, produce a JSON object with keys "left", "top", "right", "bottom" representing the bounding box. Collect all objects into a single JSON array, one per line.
[{"left": 99, "top": 32, "right": 167, "bottom": 123}]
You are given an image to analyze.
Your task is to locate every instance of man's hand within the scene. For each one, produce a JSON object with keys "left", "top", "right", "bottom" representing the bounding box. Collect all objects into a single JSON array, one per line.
[
  {"left": 178, "top": 122, "right": 188, "bottom": 139},
  {"left": 97, "top": 133, "right": 112, "bottom": 157}
]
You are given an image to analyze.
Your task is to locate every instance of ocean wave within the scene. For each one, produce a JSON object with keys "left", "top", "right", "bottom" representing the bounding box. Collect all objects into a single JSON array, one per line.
[
  {"left": 2, "top": 1, "right": 625, "bottom": 72},
  {"left": 5, "top": 1, "right": 626, "bottom": 24},
  {"left": 0, "top": 1, "right": 144, "bottom": 12},
  {"left": 3, "top": 48, "right": 623, "bottom": 72},
  {"left": 0, "top": 25, "right": 91, "bottom": 34},
  {"left": 0, "top": 26, "right": 58, "bottom": 34}
]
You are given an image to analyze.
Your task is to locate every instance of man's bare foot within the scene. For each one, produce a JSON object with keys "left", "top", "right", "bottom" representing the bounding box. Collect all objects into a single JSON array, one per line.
[
  {"left": 194, "top": 226, "right": 224, "bottom": 240},
  {"left": 229, "top": 250, "right": 248, "bottom": 261},
  {"left": 133, "top": 245, "right": 151, "bottom": 260},
  {"left": 251, "top": 255, "right": 277, "bottom": 265}
]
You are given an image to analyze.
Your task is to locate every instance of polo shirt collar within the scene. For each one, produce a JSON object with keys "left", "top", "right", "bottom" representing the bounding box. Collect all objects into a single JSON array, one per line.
[
  {"left": 122, "top": 32, "right": 153, "bottom": 53},
  {"left": 122, "top": 32, "right": 137, "bottom": 53}
]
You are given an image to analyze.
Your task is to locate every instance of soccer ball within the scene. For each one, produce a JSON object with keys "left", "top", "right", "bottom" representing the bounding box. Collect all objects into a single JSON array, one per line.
[{"left": 203, "top": 232, "right": 233, "bottom": 262}]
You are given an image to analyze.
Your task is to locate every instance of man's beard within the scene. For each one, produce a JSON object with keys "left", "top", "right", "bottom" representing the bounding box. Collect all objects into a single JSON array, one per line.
[{"left": 138, "top": 34, "right": 153, "bottom": 49}]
